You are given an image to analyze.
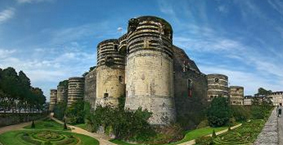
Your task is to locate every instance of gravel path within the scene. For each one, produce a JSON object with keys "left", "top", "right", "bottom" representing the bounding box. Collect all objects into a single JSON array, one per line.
[
  {"left": 0, "top": 121, "right": 32, "bottom": 134},
  {"left": 254, "top": 108, "right": 278, "bottom": 145},
  {"left": 50, "top": 116, "right": 116, "bottom": 145}
]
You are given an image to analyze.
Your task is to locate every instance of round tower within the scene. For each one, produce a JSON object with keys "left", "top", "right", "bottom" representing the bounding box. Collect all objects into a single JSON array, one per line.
[
  {"left": 67, "top": 77, "right": 84, "bottom": 107},
  {"left": 49, "top": 89, "right": 57, "bottom": 111},
  {"left": 95, "top": 39, "right": 126, "bottom": 107},
  {"left": 124, "top": 16, "right": 176, "bottom": 125},
  {"left": 57, "top": 85, "right": 68, "bottom": 103},
  {"left": 229, "top": 86, "right": 244, "bottom": 105},
  {"left": 207, "top": 74, "right": 229, "bottom": 101}
]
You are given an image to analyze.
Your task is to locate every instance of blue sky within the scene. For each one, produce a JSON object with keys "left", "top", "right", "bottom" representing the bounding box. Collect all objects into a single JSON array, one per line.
[{"left": 0, "top": 0, "right": 283, "bottom": 101}]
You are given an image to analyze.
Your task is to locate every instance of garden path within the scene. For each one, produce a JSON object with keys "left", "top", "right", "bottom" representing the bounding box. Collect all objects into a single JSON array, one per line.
[
  {"left": 0, "top": 121, "right": 32, "bottom": 134},
  {"left": 50, "top": 116, "right": 116, "bottom": 145}
]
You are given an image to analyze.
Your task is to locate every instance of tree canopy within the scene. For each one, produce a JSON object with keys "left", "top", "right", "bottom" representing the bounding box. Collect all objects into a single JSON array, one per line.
[{"left": 0, "top": 67, "right": 46, "bottom": 113}]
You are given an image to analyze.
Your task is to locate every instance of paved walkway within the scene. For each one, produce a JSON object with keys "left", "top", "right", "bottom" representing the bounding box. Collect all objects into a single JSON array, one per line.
[
  {"left": 50, "top": 116, "right": 116, "bottom": 145},
  {"left": 278, "top": 109, "right": 283, "bottom": 145},
  {"left": 254, "top": 108, "right": 278, "bottom": 145}
]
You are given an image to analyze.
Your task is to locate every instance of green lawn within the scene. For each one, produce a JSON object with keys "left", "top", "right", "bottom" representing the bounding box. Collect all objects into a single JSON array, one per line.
[
  {"left": 24, "top": 118, "right": 67, "bottom": 130},
  {"left": 0, "top": 130, "right": 99, "bottom": 145},
  {"left": 166, "top": 126, "right": 228, "bottom": 145},
  {"left": 110, "top": 126, "right": 228, "bottom": 145}
]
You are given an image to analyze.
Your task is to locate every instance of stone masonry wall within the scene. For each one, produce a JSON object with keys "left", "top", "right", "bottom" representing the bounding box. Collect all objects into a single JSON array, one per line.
[
  {"left": 84, "top": 68, "right": 97, "bottom": 109},
  {"left": 173, "top": 46, "right": 208, "bottom": 129}
]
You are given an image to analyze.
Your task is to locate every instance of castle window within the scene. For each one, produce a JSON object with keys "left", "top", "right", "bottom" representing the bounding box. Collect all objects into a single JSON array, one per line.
[
  {"left": 104, "top": 93, "right": 109, "bottom": 98},
  {"left": 114, "top": 45, "right": 118, "bottom": 51},
  {"left": 119, "top": 76, "right": 123, "bottom": 83},
  {"left": 187, "top": 79, "right": 192, "bottom": 97},
  {"left": 215, "top": 78, "right": 219, "bottom": 83},
  {"left": 182, "top": 61, "right": 187, "bottom": 72}
]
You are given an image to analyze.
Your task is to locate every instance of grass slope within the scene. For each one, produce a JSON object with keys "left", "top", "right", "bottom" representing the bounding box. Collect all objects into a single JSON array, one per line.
[{"left": 110, "top": 126, "right": 228, "bottom": 145}]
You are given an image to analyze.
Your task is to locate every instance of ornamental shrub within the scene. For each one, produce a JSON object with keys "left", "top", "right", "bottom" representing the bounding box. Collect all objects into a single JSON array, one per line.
[{"left": 207, "top": 97, "right": 231, "bottom": 127}]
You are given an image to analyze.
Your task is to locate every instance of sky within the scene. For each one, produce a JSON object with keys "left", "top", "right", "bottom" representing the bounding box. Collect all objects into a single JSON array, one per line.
[{"left": 0, "top": 0, "right": 283, "bottom": 102}]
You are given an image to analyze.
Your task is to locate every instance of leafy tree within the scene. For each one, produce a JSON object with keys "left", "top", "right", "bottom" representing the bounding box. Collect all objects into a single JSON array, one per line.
[
  {"left": 0, "top": 67, "right": 46, "bottom": 113},
  {"left": 85, "top": 105, "right": 155, "bottom": 142},
  {"left": 207, "top": 97, "right": 231, "bottom": 127},
  {"left": 66, "top": 100, "right": 85, "bottom": 124},
  {"left": 53, "top": 102, "right": 67, "bottom": 120},
  {"left": 257, "top": 87, "right": 272, "bottom": 96}
]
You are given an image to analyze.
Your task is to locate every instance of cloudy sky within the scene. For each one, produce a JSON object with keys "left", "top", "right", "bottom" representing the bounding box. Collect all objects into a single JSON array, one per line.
[{"left": 0, "top": 0, "right": 283, "bottom": 101}]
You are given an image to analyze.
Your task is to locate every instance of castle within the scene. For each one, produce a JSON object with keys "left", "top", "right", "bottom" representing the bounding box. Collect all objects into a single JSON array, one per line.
[{"left": 50, "top": 16, "right": 247, "bottom": 126}]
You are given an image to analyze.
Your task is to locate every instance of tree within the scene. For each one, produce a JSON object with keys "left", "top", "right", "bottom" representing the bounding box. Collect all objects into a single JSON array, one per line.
[
  {"left": 66, "top": 100, "right": 85, "bottom": 124},
  {"left": 207, "top": 97, "right": 231, "bottom": 127},
  {"left": 257, "top": 87, "right": 272, "bottom": 96},
  {"left": 54, "top": 102, "right": 67, "bottom": 120},
  {"left": 0, "top": 67, "right": 46, "bottom": 113}
]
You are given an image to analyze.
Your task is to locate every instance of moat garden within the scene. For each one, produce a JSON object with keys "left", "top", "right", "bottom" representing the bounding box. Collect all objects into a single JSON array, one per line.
[
  {"left": 0, "top": 98, "right": 273, "bottom": 145},
  {"left": 0, "top": 118, "right": 99, "bottom": 145}
]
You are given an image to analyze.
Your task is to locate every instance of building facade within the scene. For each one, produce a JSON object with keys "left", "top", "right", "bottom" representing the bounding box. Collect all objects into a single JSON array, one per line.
[{"left": 268, "top": 91, "right": 283, "bottom": 106}]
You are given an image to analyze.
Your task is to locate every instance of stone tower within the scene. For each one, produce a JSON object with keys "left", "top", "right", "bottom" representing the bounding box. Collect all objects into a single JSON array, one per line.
[
  {"left": 56, "top": 81, "right": 68, "bottom": 103},
  {"left": 229, "top": 86, "right": 244, "bottom": 105},
  {"left": 207, "top": 74, "right": 229, "bottom": 101},
  {"left": 95, "top": 39, "right": 126, "bottom": 107},
  {"left": 49, "top": 89, "right": 57, "bottom": 111},
  {"left": 67, "top": 77, "right": 85, "bottom": 107},
  {"left": 124, "top": 16, "right": 176, "bottom": 125}
]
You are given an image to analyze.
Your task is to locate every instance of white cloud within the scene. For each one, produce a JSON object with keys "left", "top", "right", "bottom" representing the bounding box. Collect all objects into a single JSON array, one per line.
[
  {"left": 0, "top": 42, "right": 96, "bottom": 100},
  {"left": 218, "top": 5, "right": 229, "bottom": 14},
  {"left": 268, "top": 0, "right": 283, "bottom": 16},
  {"left": 0, "top": 49, "right": 16, "bottom": 58},
  {"left": 16, "top": 0, "right": 54, "bottom": 4},
  {"left": 158, "top": 1, "right": 175, "bottom": 15},
  {"left": 42, "top": 22, "right": 114, "bottom": 45},
  {"left": 0, "top": 8, "right": 15, "bottom": 24}
]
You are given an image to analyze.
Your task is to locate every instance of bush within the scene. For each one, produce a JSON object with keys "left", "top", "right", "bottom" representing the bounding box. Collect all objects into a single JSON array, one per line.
[
  {"left": 231, "top": 106, "right": 250, "bottom": 122},
  {"left": 251, "top": 106, "right": 265, "bottom": 119},
  {"left": 207, "top": 97, "right": 231, "bottom": 127},
  {"left": 66, "top": 100, "right": 85, "bottom": 124},
  {"left": 31, "top": 120, "right": 35, "bottom": 128},
  {"left": 197, "top": 119, "right": 209, "bottom": 129},
  {"left": 53, "top": 102, "right": 66, "bottom": 120},
  {"left": 195, "top": 136, "right": 213, "bottom": 145},
  {"left": 85, "top": 105, "right": 155, "bottom": 142},
  {"left": 212, "top": 130, "right": 217, "bottom": 138}
]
